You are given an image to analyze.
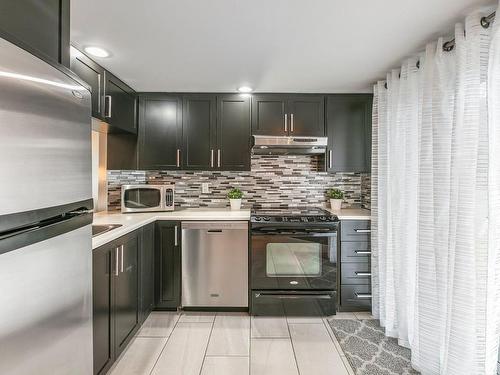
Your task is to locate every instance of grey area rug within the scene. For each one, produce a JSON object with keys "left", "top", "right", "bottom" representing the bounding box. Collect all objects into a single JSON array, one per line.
[{"left": 328, "top": 319, "right": 420, "bottom": 375}]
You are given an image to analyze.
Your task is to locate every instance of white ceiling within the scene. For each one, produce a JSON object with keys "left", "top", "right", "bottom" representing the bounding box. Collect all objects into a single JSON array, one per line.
[{"left": 71, "top": 0, "right": 496, "bottom": 93}]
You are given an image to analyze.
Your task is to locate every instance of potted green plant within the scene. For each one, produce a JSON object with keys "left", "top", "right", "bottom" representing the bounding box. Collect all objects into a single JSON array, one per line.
[
  {"left": 326, "top": 188, "right": 344, "bottom": 210},
  {"left": 227, "top": 188, "right": 244, "bottom": 210}
]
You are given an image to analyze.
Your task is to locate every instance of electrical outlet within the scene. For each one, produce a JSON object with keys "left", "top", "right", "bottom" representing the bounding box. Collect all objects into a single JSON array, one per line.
[{"left": 201, "top": 183, "right": 209, "bottom": 194}]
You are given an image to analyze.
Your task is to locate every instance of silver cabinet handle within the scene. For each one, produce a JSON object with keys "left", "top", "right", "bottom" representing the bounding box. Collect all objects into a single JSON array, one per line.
[
  {"left": 284, "top": 114, "right": 288, "bottom": 132},
  {"left": 355, "top": 293, "right": 372, "bottom": 299},
  {"left": 354, "top": 229, "right": 371, "bottom": 233},
  {"left": 328, "top": 150, "right": 333, "bottom": 169},
  {"left": 97, "top": 74, "right": 101, "bottom": 113},
  {"left": 115, "top": 247, "right": 119, "bottom": 276},
  {"left": 217, "top": 149, "right": 221, "bottom": 168},
  {"left": 105, "top": 95, "right": 112, "bottom": 118},
  {"left": 355, "top": 272, "right": 372, "bottom": 276},
  {"left": 120, "top": 245, "right": 124, "bottom": 273},
  {"left": 210, "top": 149, "right": 214, "bottom": 168},
  {"left": 176, "top": 149, "right": 181, "bottom": 168},
  {"left": 174, "top": 225, "right": 178, "bottom": 246},
  {"left": 290, "top": 113, "right": 294, "bottom": 132},
  {"left": 354, "top": 250, "right": 372, "bottom": 255}
]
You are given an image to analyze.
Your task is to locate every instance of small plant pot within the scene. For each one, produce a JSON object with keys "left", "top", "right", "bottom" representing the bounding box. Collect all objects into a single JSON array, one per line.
[
  {"left": 330, "top": 199, "right": 343, "bottom": 211},
  {"left": 230, "top": 198, "right": 242, "bottom": 210}
]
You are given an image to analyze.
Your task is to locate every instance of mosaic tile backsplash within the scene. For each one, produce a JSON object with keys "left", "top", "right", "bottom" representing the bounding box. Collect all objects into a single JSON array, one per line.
[{"left": 108, "top": 155, "right": 371, "bottom": 211}]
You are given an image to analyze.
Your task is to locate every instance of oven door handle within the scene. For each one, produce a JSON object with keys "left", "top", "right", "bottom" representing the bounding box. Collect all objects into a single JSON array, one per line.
[
  {"left": 254, "top": 292, "right": 333, "bottom": 300},
  {"left": 252, "top": 229, "right": 336, "bottom": 236}
]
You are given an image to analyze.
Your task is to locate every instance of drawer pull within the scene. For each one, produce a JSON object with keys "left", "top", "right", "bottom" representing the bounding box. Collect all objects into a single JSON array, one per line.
[
  {"left": 354, "top": 250, "right": 372, "bottom": 255},
  {"left": 354, "top": 229, "right": 371, "bottom": 233},
  {"left": 355, "top": 272, "right": 371, "bottom": 276},
  {"left": 355, "top": 293, "right": 372, "bottom": 299}
]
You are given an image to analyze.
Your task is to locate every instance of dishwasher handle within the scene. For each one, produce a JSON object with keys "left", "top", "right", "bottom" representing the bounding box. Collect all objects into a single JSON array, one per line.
[{"left": 182, "top": 221, "right": 248, "bottom": 230}]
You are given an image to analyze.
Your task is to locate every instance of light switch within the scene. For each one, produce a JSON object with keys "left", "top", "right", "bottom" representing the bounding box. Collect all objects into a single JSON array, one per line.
[{"left": 201, "top": 183, "right": 209, "bottom": 194}]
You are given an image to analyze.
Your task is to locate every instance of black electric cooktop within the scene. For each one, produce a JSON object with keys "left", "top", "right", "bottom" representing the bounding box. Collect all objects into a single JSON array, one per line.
[{"left": 251, "top": 206, "right": 338, "bottom": 224}]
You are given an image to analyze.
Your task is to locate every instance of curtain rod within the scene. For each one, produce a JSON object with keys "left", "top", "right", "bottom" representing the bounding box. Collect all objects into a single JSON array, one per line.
[
  {"left": 384, "top": 12, "right": 496, "bottom": 88},
  {"left": 443, "top": 12, "right": 496, "bottom": 51}
]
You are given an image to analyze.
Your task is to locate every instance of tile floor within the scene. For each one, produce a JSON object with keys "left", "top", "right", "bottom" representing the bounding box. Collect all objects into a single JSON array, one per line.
[{"left": 108, "top": 311, "right": 373, "bottom": 375}]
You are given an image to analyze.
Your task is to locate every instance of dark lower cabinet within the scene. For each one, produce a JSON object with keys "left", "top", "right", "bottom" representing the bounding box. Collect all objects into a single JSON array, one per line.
[
  {"left": 139, "top": 224, "right": 155, "bottom": 323},
  {"left": 0, "top": 0, "right": 70, "bottom": 66},
  {"left": 217, "top": 94, "right": 251, "bottom": 171},
  {"left": 326, "top": 94, "right": 372, "bottom": 172},
  {"left": 104, "top": 72, "right": 137, "bottom": 134},
  {"left": 138, "top": 95, "right": 182, "bottom": 170},
  {"left": 155, "top": 221, "right": 181, "bottom": 309},
  {"left": 182, "top": 95, "right": 216, "bottom": 170},
  {"left": 92, "top": 230, "right": 140, "bottom": 375}
]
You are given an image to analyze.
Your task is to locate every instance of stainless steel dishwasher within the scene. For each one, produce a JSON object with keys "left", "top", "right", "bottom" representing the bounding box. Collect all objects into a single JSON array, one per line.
[{"left": 181, "top": 221, "right": 248, "bottom": 308}]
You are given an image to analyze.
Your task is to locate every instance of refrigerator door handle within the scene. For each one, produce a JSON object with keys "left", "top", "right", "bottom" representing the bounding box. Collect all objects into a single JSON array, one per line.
[{"left": 120, "top": 244, "right": 124, "bottom": 273}]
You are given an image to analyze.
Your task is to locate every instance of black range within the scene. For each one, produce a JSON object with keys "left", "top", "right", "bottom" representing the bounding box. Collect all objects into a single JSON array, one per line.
[{"left": 250, "top": 207, "right": 339, "bottom": 316}]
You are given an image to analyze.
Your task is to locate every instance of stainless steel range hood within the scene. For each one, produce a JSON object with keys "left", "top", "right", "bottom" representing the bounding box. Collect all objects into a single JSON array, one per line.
[{"left": 252, "top": 135, "right": 328, "bottom": 155}]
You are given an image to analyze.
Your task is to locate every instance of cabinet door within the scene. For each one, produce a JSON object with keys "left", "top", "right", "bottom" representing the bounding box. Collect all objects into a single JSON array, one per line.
[
  {"left": 326, "top": 95, "right": 372, "bottom": 172},
  {"left": 182, "top": 95, "right": 216, "bottom": 170},
  {"left": 92, "top": 245, "right": 114, "bottom": 375},
  {"left": 139, "top": 223, "right": 155, "bottom": 323},
  {"left": 70, "top": 47, "right": 104, "bottom": 119},
  {"left": 138, "top": 95, "right": 182, "bottom": 170},
  {"left": 217, "top": 94, "right": 251, "bottom": 171},
  {"left": 0, "top": 0, "right": 70, "bottom": 66},
  {"left": 114, "top": 233, "right": 139, "bottom": 357},
  {"left": 155, "top": 222, "right": 181, "bottom": 309},
  {"left": 287, "top": 95, "right": 325, "bottom": 136},
  {"left": 104, "top": 71, "right": 137, "bottom": 134},
  {"left": 251, "top": 95, "right": 288, "bottom": 136}
]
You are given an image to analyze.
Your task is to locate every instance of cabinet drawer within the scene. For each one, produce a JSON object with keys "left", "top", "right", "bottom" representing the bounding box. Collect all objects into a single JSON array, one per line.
[
  {"left": 341, "top": 220, "right": 371, "bottom": 241},
  {"left": 341, "top": 262, "right": 371, "bottom": 285},
  {"left": 340, "top": 285, "right": 372, "bottom": 312},
  {"left": 341, "top": 241, "right": 371, "bottom": 262}
]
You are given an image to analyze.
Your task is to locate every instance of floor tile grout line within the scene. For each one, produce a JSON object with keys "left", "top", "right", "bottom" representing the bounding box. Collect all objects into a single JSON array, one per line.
[
  {"left": 198, "top": 311, "right": 217, "bottom": 375},
  {"left": 286, "top": 321, "right": 302, "bottom": 375},
  {"left": 322, "top": 317, "right": 355, "bottom": 374},
  {"left": 148, "top": 312, "right": 181, "bottom": 375}
]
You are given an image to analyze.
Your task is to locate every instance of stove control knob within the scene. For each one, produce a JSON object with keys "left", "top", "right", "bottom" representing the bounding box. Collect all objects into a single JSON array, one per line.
[
  {"left": 263, "top": 217, "right": 270, "bottom": 221},
  {"left": 320, "top": 216, "right": 326, "bottom": 221},
  {"left": 255, "top": 217, "right": 261, "bottom": 221}
]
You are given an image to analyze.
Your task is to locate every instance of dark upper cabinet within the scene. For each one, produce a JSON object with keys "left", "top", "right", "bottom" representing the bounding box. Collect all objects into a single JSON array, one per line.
[
  {"left": 216, "top": 94, "right": 252, "bottom": 171},
  {"left": 138, "top": 95, "right": 182, "bottom": 170},
  {"left": 92, "top": 230, "right": 140, "bottom": 375},
  {"left": 252, "top": 94, "right": 325, "bottom": 136},
  {"left": 287, "top": 95, "right": 325, "bottom": 136},
  {"left": 251, "top": 95, "right": 287, "bottom": 136},
  {"left": 182, "top": 95, "right": 216, "bottom": 170},
  {"left": 139, "top": 223, "right": 155, "bottom": 323},
  {"left": 0, "top": 0, "right": 70, "bottom": 66},
  {"left": 104, "top": 72, "right": 137, "bottom": 134},
  {"left": 326, "top": 94, "right": 372, "bottom": 173},
  {"left": 155, "top": 221, "right": 181, "bottom": 310},
  {"left": 70, "top": 47, "right": 105, "bottom": 119},
  {"left": 92, "top": 243, "right": 114, "bottom": 375}
]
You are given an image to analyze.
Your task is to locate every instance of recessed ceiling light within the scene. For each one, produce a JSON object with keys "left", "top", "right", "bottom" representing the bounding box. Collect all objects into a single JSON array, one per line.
[
  {"left": 84, "top": 46, "right": 110, "bottom": 58},
  {"left": 237, "top": 86, "right": 253, "bottom": 93}
]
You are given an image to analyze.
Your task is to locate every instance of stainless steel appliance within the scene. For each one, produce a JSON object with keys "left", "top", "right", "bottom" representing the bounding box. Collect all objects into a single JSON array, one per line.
[
  {"left": 121, "top": 184, "right": 175, "bottom": 212},
  {"left": 252, "top": 135, "right": 328, "bottom": 155},
  {"left": 182, "top": 221, "right": 248, "bottom": 308},
  {"left": 250, "top": 207, "right": 339, "bottom": 316},
  {"left": 0, "top": 38, "right": 93, "bottom": 374}
]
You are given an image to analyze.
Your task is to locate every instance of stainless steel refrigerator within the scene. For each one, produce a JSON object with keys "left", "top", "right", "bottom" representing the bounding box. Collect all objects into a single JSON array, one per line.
[{"left": 0, "top": 37, "right": 93, "bottom": 374}]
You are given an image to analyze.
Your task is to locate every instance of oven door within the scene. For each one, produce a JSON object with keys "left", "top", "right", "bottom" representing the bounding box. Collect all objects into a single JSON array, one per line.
[
  {"left": 251, "top": 228, "right": 337, "bottom": 290},
  {"left": 121, "top": 185, "right": 164, "bottom": 212}
]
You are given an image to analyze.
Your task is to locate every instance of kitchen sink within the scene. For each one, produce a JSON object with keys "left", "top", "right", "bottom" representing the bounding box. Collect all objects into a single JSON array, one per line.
[{"left": 92, "top": 224, "right": 123, "bottom": 237}]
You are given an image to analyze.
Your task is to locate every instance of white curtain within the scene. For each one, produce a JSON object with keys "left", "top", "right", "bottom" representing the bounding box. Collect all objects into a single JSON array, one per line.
[{"left": 371, "top": 5, "right": 500, "bottom": 375}]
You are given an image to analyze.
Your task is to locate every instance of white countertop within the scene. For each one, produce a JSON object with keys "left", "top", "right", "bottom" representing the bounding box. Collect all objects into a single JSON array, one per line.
[
  {"left": 92, "top": 208, "right": 251, "bottom": 249},
  {"left": 325, "top": 207, "right": 371, "bottom": 221}
]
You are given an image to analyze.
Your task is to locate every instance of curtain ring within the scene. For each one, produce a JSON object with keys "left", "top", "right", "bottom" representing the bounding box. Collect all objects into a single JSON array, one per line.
[
  {"left": 416, "top": 60, "right": 420, "bottom": 69},
  {"left": 384, "top": 82, "right": 388, "bottom": 89},
  {"left": 443, "top": 41, "right": 454, "bottom": 52},
  {"left": 481, "top": 16, "right": 491, "bottom": 28}
]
